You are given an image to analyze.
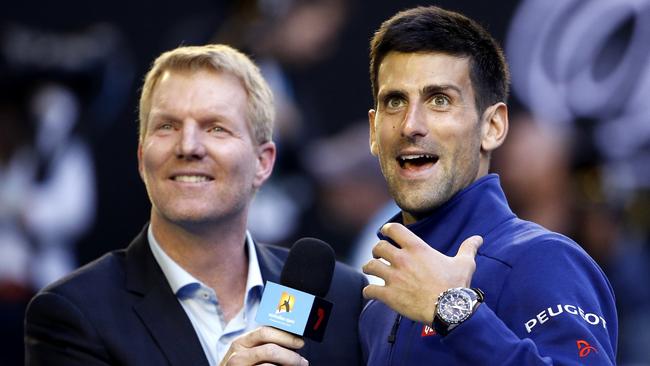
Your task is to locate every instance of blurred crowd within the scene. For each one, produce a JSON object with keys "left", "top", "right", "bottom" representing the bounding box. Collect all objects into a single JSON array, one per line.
[{"left": 2, "top": 0, "right": 649, "bottom": 365}]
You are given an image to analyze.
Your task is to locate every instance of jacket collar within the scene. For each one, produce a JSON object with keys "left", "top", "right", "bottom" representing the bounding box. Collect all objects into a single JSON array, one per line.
[
  {"left": 379, "top": 174, "right": 516, "bottom": 255},
  {"left": 123, "top": 225, "right": 287, "bottom": 366},
  {"left": 255, "top": 242, "right": 283, "bottom": 285},
  {"left": 124, "top": 225, "right": 210, "bottom": 366}
]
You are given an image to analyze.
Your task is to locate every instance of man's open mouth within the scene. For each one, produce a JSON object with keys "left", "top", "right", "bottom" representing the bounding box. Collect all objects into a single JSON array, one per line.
[{"left": 397, "top": 154, "right": 439, "bottom": 170}]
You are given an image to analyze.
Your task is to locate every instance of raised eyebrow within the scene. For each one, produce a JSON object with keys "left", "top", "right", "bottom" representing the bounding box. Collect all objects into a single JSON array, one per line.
[
  {"left": 378, "top": 89, "right": 408, "bottom": 104},
  {"left": 421, "top": 85, "right": 462, "bottom": 98}
]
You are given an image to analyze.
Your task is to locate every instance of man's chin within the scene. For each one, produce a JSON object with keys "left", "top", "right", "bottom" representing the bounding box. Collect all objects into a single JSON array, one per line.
[
  {"left": 393, "top": 191, "right": 449, "bottom": 220},
  {"left": 155, "top": 208, "right": 214, "bottom": 227},
  {"left": 395, "top": 201, "right": 435, "bottom": 222}
]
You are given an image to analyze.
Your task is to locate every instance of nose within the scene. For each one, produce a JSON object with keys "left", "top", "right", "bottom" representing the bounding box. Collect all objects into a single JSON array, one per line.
[
  {"left": 176, "top": 121, "right": 206, "bottom": 160},
  {"left": 401, "top": 103, "right": 428, "bottom": 140}
]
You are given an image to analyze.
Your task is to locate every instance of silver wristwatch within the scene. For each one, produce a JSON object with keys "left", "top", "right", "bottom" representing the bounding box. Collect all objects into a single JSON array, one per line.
[{"left": 433, "top": 287, "right": 484, "bottom": 336}]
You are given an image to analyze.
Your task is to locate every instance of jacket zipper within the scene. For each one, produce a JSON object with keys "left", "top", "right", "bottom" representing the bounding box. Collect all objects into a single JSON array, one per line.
[{"left": 387, "top": 314, "right": 402, "bottom": 365}]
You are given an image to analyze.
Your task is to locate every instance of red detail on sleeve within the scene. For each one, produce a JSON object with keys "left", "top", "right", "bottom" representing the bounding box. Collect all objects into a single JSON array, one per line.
[
  {"left": 421, "top": 325, "right": 436, "bottom": 337},
  {"left": 577, "top": 339, "right": 598, "bottom": 358}
]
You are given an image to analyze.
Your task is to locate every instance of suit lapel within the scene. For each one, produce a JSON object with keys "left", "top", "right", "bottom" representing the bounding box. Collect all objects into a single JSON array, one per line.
[
  {"left": 125, "top": 226, "right": 209, "bottom": 366},
  {"left": 254, "top": 241, "right": 283, "bottom": 285}
]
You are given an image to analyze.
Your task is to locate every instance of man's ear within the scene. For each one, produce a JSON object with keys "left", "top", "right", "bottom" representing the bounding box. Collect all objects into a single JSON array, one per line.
[
  {"left": 253, "top": 141, "right": 276, "bottom": 189},
  {"left": 369, "top": 109, "right": 378, "bottom": 156},
  {"left": 481, "top": 102, "right": 508, "bottom": 153}
]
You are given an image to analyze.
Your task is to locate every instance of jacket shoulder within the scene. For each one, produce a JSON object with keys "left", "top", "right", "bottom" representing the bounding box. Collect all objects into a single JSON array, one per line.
[
  {"left": 482, "top": 218, "right": 589, "bottom": 267},
  {"left": 36, "top": 250, "right": 127, "bottom": 304}
]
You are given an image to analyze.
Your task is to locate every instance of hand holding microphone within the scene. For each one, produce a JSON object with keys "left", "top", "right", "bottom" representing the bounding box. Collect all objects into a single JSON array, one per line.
[
  {"left": 219, "top": 327, "right": 307, "bottom": 366},
  {"left": 221, "top": 238, "right": 335, "bottom": 366}
]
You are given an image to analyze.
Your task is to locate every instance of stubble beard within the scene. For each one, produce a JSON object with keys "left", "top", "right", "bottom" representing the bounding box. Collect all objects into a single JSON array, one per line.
[
  {"left": 386, "top": 168, "right": 455, "bottom": 221},
  {"left": 382, "top": 149, "right": 481, "bottom": 222},
  {"left": 146, "top": 179, "right": 251, "bottom": 231}
]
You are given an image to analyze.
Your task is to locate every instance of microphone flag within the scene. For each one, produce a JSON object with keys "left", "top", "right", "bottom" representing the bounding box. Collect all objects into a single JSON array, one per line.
[{"left": 256, "top": 281, "right": 332, "bottom": 342}]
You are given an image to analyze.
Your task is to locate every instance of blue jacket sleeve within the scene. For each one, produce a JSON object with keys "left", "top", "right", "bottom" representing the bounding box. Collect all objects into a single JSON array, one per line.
[{"left": 441, "top": 239, "right": 617, "bottom": 365}]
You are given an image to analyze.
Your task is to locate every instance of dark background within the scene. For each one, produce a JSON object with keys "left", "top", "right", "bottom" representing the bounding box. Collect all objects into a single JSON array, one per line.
[{"left": 2, "top": 1, "right": 649, "bottom": 365}]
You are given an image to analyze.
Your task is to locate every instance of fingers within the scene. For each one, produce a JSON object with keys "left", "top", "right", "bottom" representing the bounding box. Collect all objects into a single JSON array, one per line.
[
  {"left": 456, "top": 235, "right": 483, "bottom": 260},
  {"left": 362, "top": 258, "right": 391, "bottom": 280},
  {"left": 225, "top": 343, "right": 308, "bottom": 366},
  {"left": 454, "top": 236, "right": 483, "bottom": 286},
  {"left": 238, "top": 326, "right": 304, "bottom": 350},
  {"left": 379, "top": 223, "right": 428, "bottom": 250},
  {"left": 222, "top": 327, "right": 308, "bottom": 366},
  {"left": 379, "top": 224, "right": 482, "bottom": 264},
  {"left": 234, "top": 345, "right": 308, "bottom": 365},
  {"left": 362, "top": 233, "right": 484, "bottom": 325},
  {"left": 362, "top": 284, "right": 388, "bottom": 300},
  {"left": 371, "top": 240, "right": 399, "bottom": 260}
]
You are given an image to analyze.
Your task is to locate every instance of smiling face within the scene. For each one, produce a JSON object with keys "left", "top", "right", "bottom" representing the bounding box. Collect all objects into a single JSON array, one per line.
[
  {"left": 138, "top": 68, "right": 275, "bottom": 230},
  {"left": 370, "top": 52, "right": 491, "bottom": 224}
]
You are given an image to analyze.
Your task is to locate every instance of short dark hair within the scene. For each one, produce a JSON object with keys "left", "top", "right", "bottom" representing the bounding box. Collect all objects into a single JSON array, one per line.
[{"left": 369, "top": 6, "right": 510, "bottom": 114}]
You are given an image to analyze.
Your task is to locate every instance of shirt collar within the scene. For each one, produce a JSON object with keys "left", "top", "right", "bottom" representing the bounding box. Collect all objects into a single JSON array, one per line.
[{"left": 148, "top": 225, "right": 264, "bottom": 298}]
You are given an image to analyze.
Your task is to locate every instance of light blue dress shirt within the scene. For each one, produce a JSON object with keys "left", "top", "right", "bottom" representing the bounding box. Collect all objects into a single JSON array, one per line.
[{"left": 148, "top": 226, "right": 264, "bottom": 365}]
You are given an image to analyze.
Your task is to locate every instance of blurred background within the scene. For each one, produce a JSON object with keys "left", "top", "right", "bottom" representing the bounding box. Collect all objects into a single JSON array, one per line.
[{"left": 1, "top": 0, "right": 649, "bottom": 364}]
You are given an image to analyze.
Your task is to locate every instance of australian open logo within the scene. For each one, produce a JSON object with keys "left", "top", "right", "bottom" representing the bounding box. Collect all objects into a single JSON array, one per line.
[{"left": 277, "top": 292, "right": 295, "bottom": 314}]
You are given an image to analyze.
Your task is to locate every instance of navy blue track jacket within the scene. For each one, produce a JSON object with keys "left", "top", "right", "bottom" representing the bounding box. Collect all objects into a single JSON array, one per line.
[{"left": 360, "top": 174, "right": 617, "bottom": 365}]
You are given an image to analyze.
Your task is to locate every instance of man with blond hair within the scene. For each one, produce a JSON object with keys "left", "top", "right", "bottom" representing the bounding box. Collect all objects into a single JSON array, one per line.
[{"left": 25, "top": 44, "right": 366, "bottom": 366}]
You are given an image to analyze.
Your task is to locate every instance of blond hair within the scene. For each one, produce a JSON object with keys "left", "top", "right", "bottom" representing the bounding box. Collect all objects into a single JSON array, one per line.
[{"left": 138, "top": 44, "right": 274, "bottom": 144}]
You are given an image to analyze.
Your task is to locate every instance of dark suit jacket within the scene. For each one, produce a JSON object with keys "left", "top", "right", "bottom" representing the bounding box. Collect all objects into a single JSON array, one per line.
[{"left": 25, "top": 226, "right": 367, "bottom": 365}]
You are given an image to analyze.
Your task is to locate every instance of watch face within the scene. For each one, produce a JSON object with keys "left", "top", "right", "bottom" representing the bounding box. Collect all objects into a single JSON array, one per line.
[{"left": 438, "top": 290, "right": 472, "bottom": 324}]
